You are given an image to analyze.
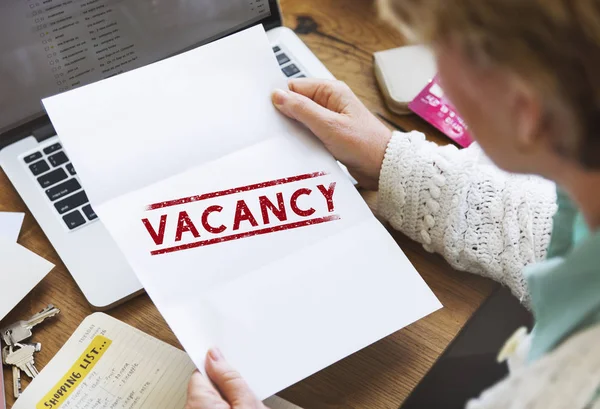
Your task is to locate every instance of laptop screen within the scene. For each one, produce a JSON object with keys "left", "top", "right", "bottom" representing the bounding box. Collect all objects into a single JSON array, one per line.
[{"left": 0, "top": 0, "right": 274, "bottom": 134}]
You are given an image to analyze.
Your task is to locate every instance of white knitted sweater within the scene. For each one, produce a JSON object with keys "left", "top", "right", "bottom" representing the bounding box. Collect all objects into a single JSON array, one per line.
[{"left": 376, "top": 131, "right": 600, "bottom": 409}]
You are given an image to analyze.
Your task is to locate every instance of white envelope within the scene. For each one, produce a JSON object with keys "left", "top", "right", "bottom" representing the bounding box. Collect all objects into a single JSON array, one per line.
[{"left": 43, "top": 26, "right": 442, "bottom": 399}]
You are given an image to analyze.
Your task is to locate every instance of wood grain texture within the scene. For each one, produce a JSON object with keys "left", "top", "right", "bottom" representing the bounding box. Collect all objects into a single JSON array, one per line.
[{"left": 0, "top": 1, "right": 496, "bottom": 407}]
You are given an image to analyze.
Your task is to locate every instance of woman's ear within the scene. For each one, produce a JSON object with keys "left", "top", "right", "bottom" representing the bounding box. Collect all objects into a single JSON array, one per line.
[{"left": 511, "top": 78, "right": 545, "bottom": 153}]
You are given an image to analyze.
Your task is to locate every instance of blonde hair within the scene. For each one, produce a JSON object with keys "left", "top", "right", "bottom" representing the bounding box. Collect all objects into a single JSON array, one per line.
[{"left": 378, "top": 0, "right": 600, "bottom": 168}]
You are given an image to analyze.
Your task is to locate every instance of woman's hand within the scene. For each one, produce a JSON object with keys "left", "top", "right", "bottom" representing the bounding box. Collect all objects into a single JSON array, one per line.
[
  {"left": 272, "top": 78, "right": 392, "bottom": 190},
  {"left": 186, "top": 348, "right": 268, "bottom": 409}
]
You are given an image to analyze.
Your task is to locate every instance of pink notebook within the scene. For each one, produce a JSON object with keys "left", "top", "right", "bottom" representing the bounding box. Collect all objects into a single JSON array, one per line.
[{"left": 409, "top": 75, "right": 473, "bottom": 148}]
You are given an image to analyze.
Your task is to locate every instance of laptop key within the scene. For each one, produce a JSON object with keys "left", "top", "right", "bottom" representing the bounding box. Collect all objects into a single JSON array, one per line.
[
  {"left": 29, "top": 160, "right": 50, "bottom": 176},
  {"left": 45, "top": 178, "right": 81, "bottom": 201},
  {"left": 38, "top": 168, "right": 68, "bottom": 188},
  {"left": 282, "top": 64, "right": 300, "bottom": 77},
  {"left": 272, "top": 46, "right": 281, "bottom": 53},
  {"left": 24, "top": 152, "right": 42, "bottom": 164},
  {"left": 43, "top": 143, "right": 62, "bottom": 155},
  {"left": 62, "top": 210, "right": 86, "bottom": 230},
  {"left": 276, "top": 53, "right": 290, "bottom": 65},
  {"left": 66, "top": 163, "right": 76, "bottom": 176},
  {"left": 48, "top": 151, "right": 68, "bottom": 167},
  {"left": 82, "top": 204, "right": 98, "bottom": 221},
  {"left": 54, "top": 191, "right": 88, "bottom": 214}
]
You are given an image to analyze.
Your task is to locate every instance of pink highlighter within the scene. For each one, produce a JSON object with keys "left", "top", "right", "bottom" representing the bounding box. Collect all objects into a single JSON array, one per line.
[{"left": 409, "top": 75, "right": 474, "bottom": 148}]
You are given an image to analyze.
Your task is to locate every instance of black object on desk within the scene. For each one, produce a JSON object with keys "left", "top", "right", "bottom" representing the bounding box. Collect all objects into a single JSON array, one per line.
[{"left": 401, "top": 286, "right": 533, "bottom": 409}]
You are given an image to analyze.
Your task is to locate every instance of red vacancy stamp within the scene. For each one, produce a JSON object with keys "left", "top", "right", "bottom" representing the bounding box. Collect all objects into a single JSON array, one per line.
[{"left": 141, "top": 171, "right": 341, "bottom": 256}]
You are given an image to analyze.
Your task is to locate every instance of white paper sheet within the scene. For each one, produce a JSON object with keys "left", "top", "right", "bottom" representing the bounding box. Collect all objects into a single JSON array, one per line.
[
  {"left": 0, "top": 237, "right": 54, "bottom": 321},
  {"left": 43, "top": 26, "right": 442, "bottom": 399},
  {"left": 0, "top": 212, "right": 24, "bottom": 242}
]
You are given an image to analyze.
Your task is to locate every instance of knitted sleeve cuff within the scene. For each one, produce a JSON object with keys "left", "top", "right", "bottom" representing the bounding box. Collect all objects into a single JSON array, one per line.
[
  {"left": 377, "top": 131, "right": 422, "bottom": 222},
  {"left": 376, "top": 131, "right": 449, "bottom": 248}
]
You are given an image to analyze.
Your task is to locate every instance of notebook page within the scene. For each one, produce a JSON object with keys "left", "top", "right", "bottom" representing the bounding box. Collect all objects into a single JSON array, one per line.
[{"left": 13, "top": 313, "right": 196, "bottom": 409}]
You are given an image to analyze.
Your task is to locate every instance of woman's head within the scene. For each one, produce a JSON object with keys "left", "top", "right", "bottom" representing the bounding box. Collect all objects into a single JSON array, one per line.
[{"left": 379, "top": 0, "right": 600, "bottom": 176}]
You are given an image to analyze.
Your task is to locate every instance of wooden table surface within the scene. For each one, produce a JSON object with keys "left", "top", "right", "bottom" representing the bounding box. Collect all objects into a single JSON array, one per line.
[{"left": 0, "top": 1, "right": 497, "bottom": 407}]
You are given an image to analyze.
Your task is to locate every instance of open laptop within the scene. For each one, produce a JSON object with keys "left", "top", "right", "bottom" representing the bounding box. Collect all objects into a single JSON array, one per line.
[{"left": 0, "top": 0, "right": 334, "bottom": 309}]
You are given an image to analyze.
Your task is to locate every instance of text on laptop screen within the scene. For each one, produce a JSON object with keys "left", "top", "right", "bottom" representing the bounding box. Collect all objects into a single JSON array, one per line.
[{"left": 0, "top": 0, "right": 271, "bottom": 133}]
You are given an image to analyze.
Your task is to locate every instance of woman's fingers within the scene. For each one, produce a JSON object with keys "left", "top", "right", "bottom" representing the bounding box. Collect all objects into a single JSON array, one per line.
[
  {"left": 272, "top": 78, "right": 393, "bottom": 190},
  {"left": 272, "top": 88, "right": 337, "bottom": 140},
  {"left": 288, "top": 78, "right": 356, "bottom": 113},
  {"left": 185, "top": 370, "right": 230, "bottom": 409},
  {"left": 204, "top": 348, "right": 264, "bottom": 408},
  {"left": 185, "top": 351, "right": 267, "bottom": 409}
]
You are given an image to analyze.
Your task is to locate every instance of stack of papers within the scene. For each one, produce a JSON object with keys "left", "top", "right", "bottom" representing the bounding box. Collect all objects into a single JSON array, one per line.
[
  {"left": 43, "top": 26, "right": 441, "bottom": 399},
  {"left": 0, "top": 212, "right": 54, "bottom": 321}
]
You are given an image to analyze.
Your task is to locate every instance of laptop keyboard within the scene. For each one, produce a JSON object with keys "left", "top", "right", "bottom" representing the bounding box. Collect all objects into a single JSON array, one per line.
[
  {"left": 273, "top": 46, "right": 306, "bottom": 79},
  {"left": 23, "top": 45, "right": 303, "bottom": 232},
  {"left": 24, "top": 142, "right": 97, "bottom": 231}
]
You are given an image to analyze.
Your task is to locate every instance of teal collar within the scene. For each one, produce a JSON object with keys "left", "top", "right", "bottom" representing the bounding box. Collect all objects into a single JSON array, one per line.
[
  {"left": 545, "top": 189, "right": 578, "bottom": 258},
  {"left": 526, "top": 228, "right": 600, "bottom": 361}
]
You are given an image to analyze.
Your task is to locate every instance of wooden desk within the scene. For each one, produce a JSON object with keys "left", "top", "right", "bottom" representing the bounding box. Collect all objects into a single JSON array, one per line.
[{"left": 0, "top": 1, "right": 496, "bottom": 407}]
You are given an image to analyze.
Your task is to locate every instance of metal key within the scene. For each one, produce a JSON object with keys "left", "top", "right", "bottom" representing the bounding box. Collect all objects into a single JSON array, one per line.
[
  {"left": 1, "top": 304, "right": 60, "bottom": 345},
  {"left": 1, "top": 344, "right": 10, "bottom": 363},
  {"left": 12, "top": 364, "right": 22, "bottom": 398},
  {"left": 5, "top": 343, "right": 39, "bottom": 379},
  {"left": 27, "top": 342, "right": 42, "bottom": 353},
  {"left": 2, "top": 345, "right": 22, "bottom": 398},
  {"left": 2, "top": 343, "right": 40, "bottom": 360}
]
